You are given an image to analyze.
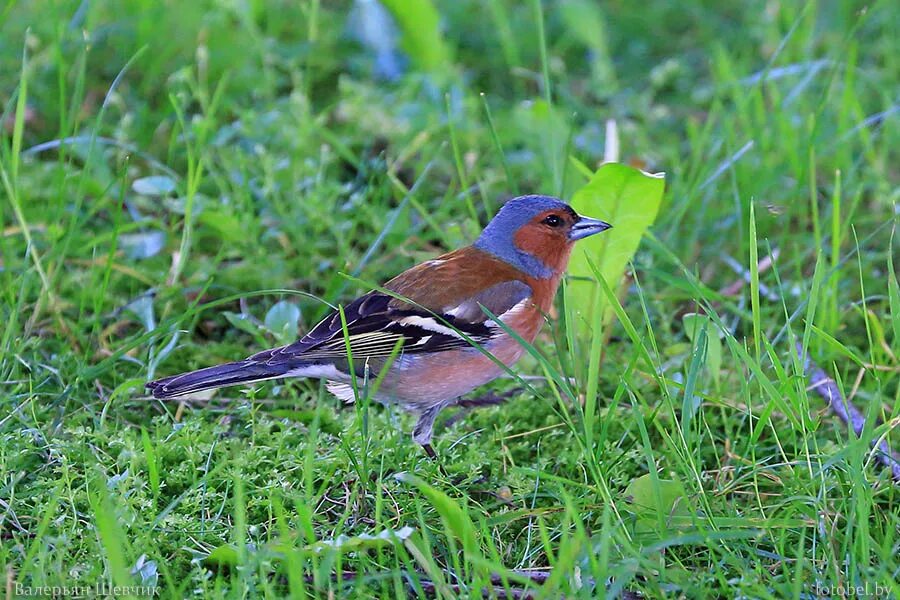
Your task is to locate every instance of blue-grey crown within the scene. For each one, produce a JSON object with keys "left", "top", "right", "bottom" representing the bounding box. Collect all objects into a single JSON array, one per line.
[{"left": 474, "top": 195, "right": 573, "bottom": 279}]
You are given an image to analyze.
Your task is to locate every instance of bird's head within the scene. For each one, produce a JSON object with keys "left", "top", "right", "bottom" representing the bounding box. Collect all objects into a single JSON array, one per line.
[{"left": 474, "top": 195, "right": 612, "bottom": 279}]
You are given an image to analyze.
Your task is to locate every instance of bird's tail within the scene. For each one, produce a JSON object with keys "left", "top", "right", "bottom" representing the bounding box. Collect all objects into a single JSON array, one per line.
[{"left": 146, "top": 360, "right": 294, "bottom": 399}]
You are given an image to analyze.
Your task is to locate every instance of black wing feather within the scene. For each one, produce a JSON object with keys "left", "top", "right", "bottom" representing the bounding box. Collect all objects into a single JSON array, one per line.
[{"left": 256, "top": 281, "right": 531, "bottom": 365}]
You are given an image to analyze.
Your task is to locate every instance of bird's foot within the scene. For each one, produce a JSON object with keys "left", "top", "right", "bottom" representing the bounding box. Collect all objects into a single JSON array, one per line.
[{"left": 420, "top": 443, "right": 449, "bottom": 478}]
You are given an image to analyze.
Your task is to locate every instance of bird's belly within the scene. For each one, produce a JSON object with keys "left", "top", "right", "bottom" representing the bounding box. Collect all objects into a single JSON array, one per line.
[{"left": 379, "top": 307, "right": 542, "bottom": 410}]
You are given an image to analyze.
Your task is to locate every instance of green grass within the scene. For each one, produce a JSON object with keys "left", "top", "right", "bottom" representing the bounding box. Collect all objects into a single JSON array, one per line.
[{"left": 2, "top": 0, "right": 899, "bottom": 597}]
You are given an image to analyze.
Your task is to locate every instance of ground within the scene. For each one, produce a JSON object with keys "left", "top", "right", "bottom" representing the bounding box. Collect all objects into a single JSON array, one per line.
[{"left": 1, "top": 0, "right": 898, "bottom": 598}]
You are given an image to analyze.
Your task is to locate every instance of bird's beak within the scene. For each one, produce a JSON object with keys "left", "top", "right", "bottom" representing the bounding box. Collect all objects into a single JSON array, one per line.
[{"left": 569, "top": 216, "right": 612, "bottom": 241}]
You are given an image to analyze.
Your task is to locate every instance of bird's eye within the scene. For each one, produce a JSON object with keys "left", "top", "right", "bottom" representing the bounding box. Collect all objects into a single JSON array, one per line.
[{"left": 542, "top": 214, "right": 563, "bottom": 227}]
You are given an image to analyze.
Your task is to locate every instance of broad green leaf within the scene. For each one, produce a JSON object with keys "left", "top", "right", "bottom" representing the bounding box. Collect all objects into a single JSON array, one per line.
[
  {"left": 380, "top": 0, "right": 451, "bottom": 74},
  {"left": 568, "top": 163, "right": 665, "bottom": 325},
  {"left": 624, "top": 474, "right": 688, "bottom": 517},
  {"left": 198, "top": 209, "right": 243, "bottom": 243},
  {"left": 204, "top": 544, "right": 239, "bottom": 567},
  {"left": 265, "top": 300, "right": 301, "bottom": 345},
  {"left": 623, "top": 474, "right": 690, "bottom": 540}
]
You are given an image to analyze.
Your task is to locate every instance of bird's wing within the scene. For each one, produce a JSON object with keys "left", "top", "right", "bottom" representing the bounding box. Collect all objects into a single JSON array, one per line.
[{"left": 251, "top": 279, "right": 533, "bottom": 367}]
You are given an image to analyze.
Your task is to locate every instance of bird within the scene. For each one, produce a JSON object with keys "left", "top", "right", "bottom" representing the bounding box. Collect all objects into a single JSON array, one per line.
[{"left": 147, "top": 195, "right": 611, "bottom": 456}]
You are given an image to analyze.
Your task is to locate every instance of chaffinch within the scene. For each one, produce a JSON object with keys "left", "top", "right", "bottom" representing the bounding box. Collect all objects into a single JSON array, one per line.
[{"left": 147, "top": 195, "right": 611, "bottom": 455}]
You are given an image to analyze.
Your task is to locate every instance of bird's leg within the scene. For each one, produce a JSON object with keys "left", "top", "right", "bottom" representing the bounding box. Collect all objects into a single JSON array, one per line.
[
  {"left": 413, "top": 404, "right": 444, "bottom": 463},
  {"left": 413, "top": 404, "right": 442, "bottom": 446},
  {"left": 421, "top": 443, "right": 438, "bottom": 461}
]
